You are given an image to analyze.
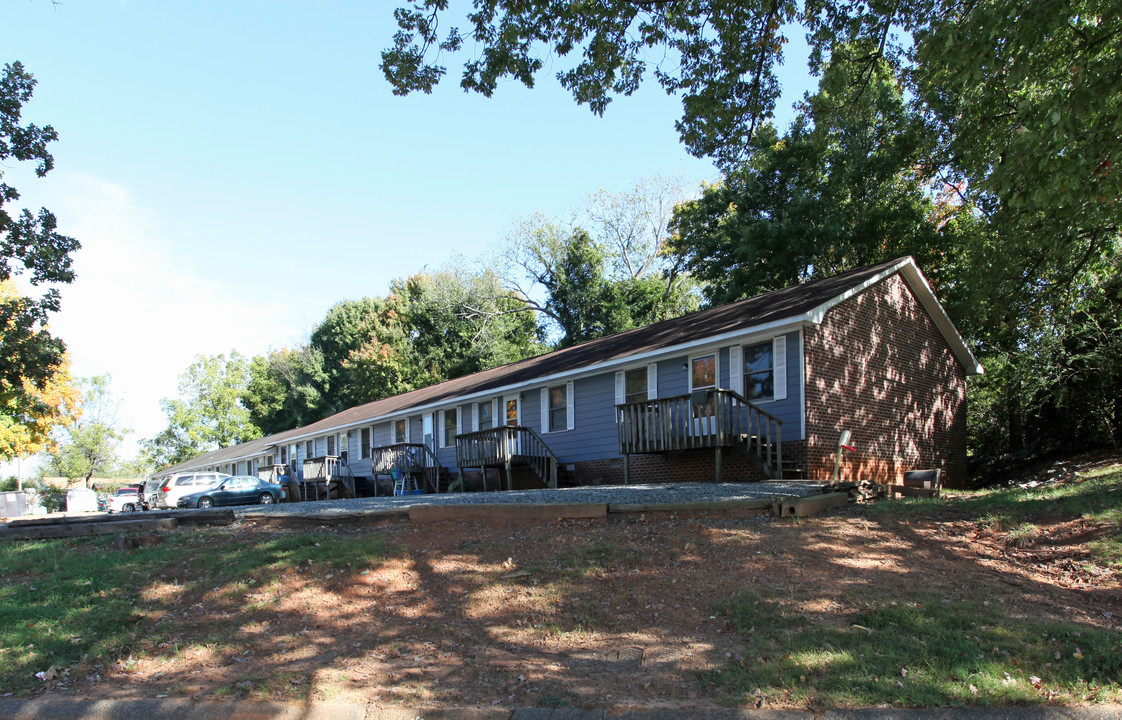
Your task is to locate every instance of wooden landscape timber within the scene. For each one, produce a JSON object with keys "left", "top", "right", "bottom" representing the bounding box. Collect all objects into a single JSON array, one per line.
[
  {"left": 5, "top": 509, "right": 236, "bottom": 527},
  {"left": 1, "top": 509, "right": 236, "bottom": 541},
  {"left": 1, "top": 517, "right": 180, "bottom": 540},
  {"left": 772, "top": 491, "right": 849, "bottom": 517}
]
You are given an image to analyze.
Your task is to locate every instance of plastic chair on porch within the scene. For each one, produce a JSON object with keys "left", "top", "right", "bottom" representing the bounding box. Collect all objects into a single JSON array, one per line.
[{"left": 391, "top": 467, "right": 417, "bottom": 496}]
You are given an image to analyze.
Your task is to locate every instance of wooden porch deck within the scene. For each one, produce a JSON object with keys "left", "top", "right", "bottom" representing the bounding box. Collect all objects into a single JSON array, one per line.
[
  {"left": 455, "top": 425, "right": 561, "bottom": 490},
  {"left": 616, "top": 388, "right": 784, "bottom": 482}
]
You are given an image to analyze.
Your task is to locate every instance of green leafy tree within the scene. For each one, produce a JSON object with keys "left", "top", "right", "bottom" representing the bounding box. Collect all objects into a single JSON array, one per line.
[
  {"left": 1, "top": 61, "right": 81, "bottom": 434},
  {"left": 42, "top": 375, "right": 126, "bottom": 487},
  {"left": 244, "top": 267, "right": 543, "bottom": 434},
  {"left": 243, "top": 347, "right": 328, "bottom": 436},
  {"left": 142, "top": 353, "right": 260, "bottom": 470},
  {"left": 493, "top": 177, "right": 701, "bottom": 346},
  {"left": 383, "top": 1, "right": 1121, "bottom": 322},
  {"left": 669, "top": 45, "right": 966, "bottom": 307},
  {"left": 406, "top": 265, "right": 542, "bottom": 374}
]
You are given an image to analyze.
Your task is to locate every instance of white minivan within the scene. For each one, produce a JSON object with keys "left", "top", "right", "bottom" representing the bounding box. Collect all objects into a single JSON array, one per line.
[{"left": 156, "top": 472, "right": 229, "bottom": 509}]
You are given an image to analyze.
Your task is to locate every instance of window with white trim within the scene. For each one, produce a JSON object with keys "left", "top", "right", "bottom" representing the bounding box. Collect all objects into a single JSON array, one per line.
[
  {"left": 305, "top": 440, "right": 314, "bottom": 458},
  {"left": 549, "top": 385, "right": 567, "bottom": 432},
  {"left": 326, "top": 434, "right": 335, "bottom": 456},
  {"left": 394, "top": 419, "right": 408, "bottom": 444},
  {"left": 361, "top": 427, "right": 371, "bottom": 459},
  {"left": 733, "top": 336, "right": 787, "bottom": 402},
  {"left": 541, "top": 382, "right": 575, "bottom": 433},
  {"left": 477, "top": 401, "right": 493, "bottom": 431},
  {"left": 743, "top": 341, "right": 774, "bottom": 400},
  {"left": 625, "top": 368, "right": 648, "bottom": 403},
  {"left": 690, "top": 353, "right": 717, "bottom": 391},
  {"left": 442, "top": 409, "right": 458, "bottom": 448}
]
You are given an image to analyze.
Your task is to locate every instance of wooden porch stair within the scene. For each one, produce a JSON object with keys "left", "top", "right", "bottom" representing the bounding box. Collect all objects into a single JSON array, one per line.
[{"left": 455, "top": 425, "right": 570, "bottom": 490}]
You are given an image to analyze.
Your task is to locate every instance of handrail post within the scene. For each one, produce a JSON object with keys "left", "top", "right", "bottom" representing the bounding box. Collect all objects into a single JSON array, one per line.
[{"left": 775, "top": 423, "right": 783, "bottom": 480}]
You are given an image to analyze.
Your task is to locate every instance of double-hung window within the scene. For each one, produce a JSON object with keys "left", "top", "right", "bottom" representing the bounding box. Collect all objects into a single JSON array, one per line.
[
  {"left": 549, "top": 386, "right": 567, "bottom": 432},
  {"left": 731, "top": 336, "right": 787, "bottom": 402},
  {"left": 743, "top": 341, "right": 774, "bottom": 400},
  {"left": 443, "top": 409, "right": 458, "bottom": 448},
  {"left": 394, "top": 419, "right": 408, "bottom": 444},
  {"left": 477, "top": 401, "right": 493, "bottom": 431},
  {"left": 541, "top": 382, "right": 575, "bottom": 432},
  {"left": 361, "top": 427, "right": 371, "bottom": 458},
  {"left": 625, "top": 368, "right": 648, "bottom": 403},
  {"left": 614, "top": 364, "right": 658, "bottom": 414},
  {"left": 326, "top": 434, "right": 335, "bottom": 456}
]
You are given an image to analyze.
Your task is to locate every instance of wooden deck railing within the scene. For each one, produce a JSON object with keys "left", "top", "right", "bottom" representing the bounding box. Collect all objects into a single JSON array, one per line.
[
  {"left": 369, "top": 442, "right": 441, "bottom": 493},
  {"left": 616, "top": 388, "right": 783, "bottom": 478},
  {"left": 301, "top": 455, "right": 356, "bottom": 498},
  {"left": 257, "top": 464, "right": 288, "bottom": 483},
  {"left": 455, "top": 425, "right": 561, "bottom": 489}
]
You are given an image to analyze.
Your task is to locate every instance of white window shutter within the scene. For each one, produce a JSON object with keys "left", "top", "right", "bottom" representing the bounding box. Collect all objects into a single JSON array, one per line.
[
  {"left": 566, "top": 381, "right": 575, "bottom": 430},
  {"left": 647, "top": 363, "right": 658, "bottom": 400},
  {"left": 456, "top": 408, "right": 462, "bottom": 437},
  {"left": 437, "top": 410, "right": 445, "bottom": 448},
  {"left": 492, "top": 398, "right": 500, "bottom": 425},
  {"left": 404, "top": 419, "right": 411, "bottom": 443},
  {"left": 540, "top": 388, "right": 549, "bottom": 432},
  {"left": 472, "top": 403, "right": 480, "bottom": 431},
  {"left": 614, "top": 371, "right": 624, "bottom": 405},
  {"left": 773, "top": 335, "right": 787, "bottom": 400},
  {"left": 729, "top": 345, "right": 743, "bottom": 395}
]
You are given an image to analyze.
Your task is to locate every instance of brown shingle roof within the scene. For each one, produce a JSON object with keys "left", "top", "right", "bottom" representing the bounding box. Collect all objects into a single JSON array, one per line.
[
  {"left": 268, "top": 257, "right": 912, "bottom": 442},
  {"left": 161, "top": 256, "right": 977, "bottom": 471}
]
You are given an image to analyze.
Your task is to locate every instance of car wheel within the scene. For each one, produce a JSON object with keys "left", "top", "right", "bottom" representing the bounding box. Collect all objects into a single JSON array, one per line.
[
  {"left": 122, "top": 503, "right": 135, "bottom": 513},
  {"left": 258, "top": 493, "right": 274, "bottom": 505},
  {"left": 198, "top": 497, "right": 213, "bottom": 509}
]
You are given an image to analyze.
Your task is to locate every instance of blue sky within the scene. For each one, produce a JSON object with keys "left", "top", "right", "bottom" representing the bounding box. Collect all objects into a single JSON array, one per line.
[{"left": 5, "top": 2, "right": 815, "bottom": 460}]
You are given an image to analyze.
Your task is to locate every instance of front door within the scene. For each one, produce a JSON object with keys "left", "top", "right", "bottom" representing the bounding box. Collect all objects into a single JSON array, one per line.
[
  {"left": 504, "top": 395, "right": 521, "bottom": 455},
  {"left": 422, "top": 413, "right": 435, "bottom": 454}
]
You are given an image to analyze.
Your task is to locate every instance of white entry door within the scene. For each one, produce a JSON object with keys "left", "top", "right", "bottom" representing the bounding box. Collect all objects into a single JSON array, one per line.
[
  {"left": 504, "top": 395, "right": 521, "bottom": 455},
  {"left": 423, "top": 413, "right": 435, "bottom": 454}
]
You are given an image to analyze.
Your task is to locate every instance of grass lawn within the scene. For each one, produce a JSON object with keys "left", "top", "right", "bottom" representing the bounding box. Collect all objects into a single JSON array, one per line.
[{"left": 0, "top": 461, "right": 1119, "bottom": 708}]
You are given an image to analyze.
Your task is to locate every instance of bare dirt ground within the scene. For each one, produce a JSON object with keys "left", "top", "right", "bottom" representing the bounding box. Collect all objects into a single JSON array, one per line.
[{"left": 54, "top": 501, "right": 1121, "bottom": 711}]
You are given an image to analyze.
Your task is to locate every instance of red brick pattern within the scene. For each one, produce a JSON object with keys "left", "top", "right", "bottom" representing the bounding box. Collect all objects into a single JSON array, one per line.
[{"left": 804, "top": 274, "right": 968, "bottom": 487}]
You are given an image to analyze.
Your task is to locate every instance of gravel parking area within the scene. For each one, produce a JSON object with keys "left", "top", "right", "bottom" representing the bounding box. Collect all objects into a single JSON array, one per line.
[{"left": 232, "top": 480, "right": 824, "bottom": 517}]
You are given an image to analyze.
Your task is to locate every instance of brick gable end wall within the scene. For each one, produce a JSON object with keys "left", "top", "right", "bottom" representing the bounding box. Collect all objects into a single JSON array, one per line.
[{"left": 804, "top": 273, "right": 968, "bottom": 487}]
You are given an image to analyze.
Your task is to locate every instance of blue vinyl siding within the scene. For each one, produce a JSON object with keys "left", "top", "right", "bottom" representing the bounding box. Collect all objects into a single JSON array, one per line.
[
  {"left": 282, "top": 331, "right": 807, "bottom": 478},
  {"left": 544, "top": 372, "right": 619, "bottom": 460}
]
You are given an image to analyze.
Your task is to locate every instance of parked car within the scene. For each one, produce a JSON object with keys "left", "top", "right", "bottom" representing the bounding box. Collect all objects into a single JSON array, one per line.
[
  {"left": 176, "top": 475, "right": 285, "bottom": 509},
  {"left": 156, "top": 472, "right": 229, "bottom": 509},
  {"left": 105, "top": 486, "right": 142, "bottom": 513},
  {"left": 140, "top": 477, "right": 164, "bottom": 510}
]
